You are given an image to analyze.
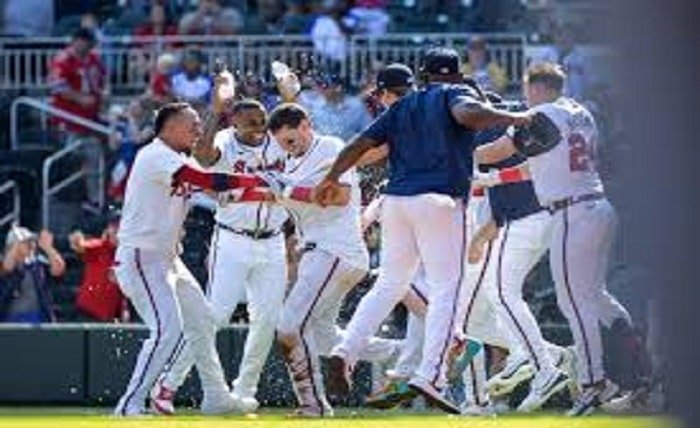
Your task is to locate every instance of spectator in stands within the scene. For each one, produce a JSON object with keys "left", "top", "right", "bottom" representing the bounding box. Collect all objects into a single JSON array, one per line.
[
  {"left": 555, "top": 26, "right": 592, "bottom": 102},
  {"left": 107, "top": 99, "right": 154, "bottom": 202},
  {"left": 237, "top": 72, "right": 279, "bottom": 111},
  {"left": 528, "top": 25, "right": 594, "bottom": 102},
  {"left": 348, "top": 0, "right": 390, "bottom": 36},
  {"left": 246, "top": 0, "right": 286, "bottom": 34},
  {"left": 48, "top": 28, "right": 107, "bottom": 212},
  {"left": 149, "top": 52, "right": 178, "bottom": 106},
  {"left": 133, "top": 3, "right": 179, "bottom": 38},
  {"left": 0, "top": 226, "right": 65, "bottom": 323},
  {"left": 0, "top": 0, "right": 54, "bottom": 37},
  {"left": 461, "top": 36, "right": 508, "bottom": 94},
  {"left": 303, "top": 72, "right": 371, "bottom": 141},
  {"left": 171, "top": 50, "right": 212, "bottom": 111},
  {"left": 70, "top": 209, "right": 129, "bottom": 322},
  {"left": 280, "top": 0, "right": 315, "bottom": 34},
  {"left": 310, "top": 0, "right": 355, "bottom": 63},
  {"left": 179, "top": 0, "right": 244, "bottom": 35},
  {"left": 80, "top": 12, "right": 106, "bottom": 44}
]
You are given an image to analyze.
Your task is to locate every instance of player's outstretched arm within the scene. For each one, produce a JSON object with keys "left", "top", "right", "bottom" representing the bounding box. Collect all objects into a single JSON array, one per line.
[
  {"left": 357, "top": 144, "right": 389, "bottom": 167},
  {"left": 172, "top": 164, "right": 267, "bottom": 192},
  {"left": 451, "top": 101, "right": 531, "bottom": 131},
  {"left": 324, "top": 136, "right": 378, "bottom": 182},
  {"left": 473, "top": 162, "right": 531, "bottom": 189},
  {"left": 315, "top": 136, "right": 377, "bottom": 206}
]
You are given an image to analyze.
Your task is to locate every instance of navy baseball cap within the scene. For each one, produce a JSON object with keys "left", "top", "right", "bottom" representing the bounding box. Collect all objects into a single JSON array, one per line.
[
  {"left": 422, "top": 47, "right": 461, "bottom": 76},
  {"left": 376, "top": 63, "right": 415, "bottom": 90}
]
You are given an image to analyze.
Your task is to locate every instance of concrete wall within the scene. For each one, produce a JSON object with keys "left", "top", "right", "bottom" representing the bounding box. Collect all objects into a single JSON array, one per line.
[{"left": 0, "top": 324, "right": 372, "bottom": 407}]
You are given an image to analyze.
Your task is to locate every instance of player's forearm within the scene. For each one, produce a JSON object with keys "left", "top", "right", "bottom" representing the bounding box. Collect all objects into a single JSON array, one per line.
[
  {"left": 325, "top": 137, "right": 376, "bottom": 182},
  {"left": 475, "top": 136, "right": 518, "bottom": 165},
  {"left": 475, "top": 163, "right": 531, "bottom": 189},
  {"left": 192, "top": 111, "right": 222, "bottom": 167},
  {"left": 453, "top": 103, "right": 529, "bottom": 131},
  {"left": 357, "top": 144, "right": 388, "bottom": 167}
]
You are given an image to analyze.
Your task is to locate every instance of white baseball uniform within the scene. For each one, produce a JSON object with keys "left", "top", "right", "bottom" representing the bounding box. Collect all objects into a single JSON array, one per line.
[
  {"left": 276, "top": 134, "right": 396, "bottom": 414},
  {"left": 114, "top": 138, "right": 229, "bottom": 415},
  {"left": 527, "top": 97, "right": 630, "bottom": 387},
  {"left": 162, "top": 130, "right": 289, "bottom": 402}
]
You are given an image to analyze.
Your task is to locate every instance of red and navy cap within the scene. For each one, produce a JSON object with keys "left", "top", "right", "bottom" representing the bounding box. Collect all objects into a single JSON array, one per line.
[
  {"left": 376, "top": 63, "right": 415, "bottom": 90},
  {"left": 421, "top": 47, "right": 461, "bottom": 76}
]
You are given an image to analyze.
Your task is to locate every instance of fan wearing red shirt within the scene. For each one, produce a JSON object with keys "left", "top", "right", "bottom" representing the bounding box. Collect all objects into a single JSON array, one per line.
[
  {"left": 48, "top": 28, "right": 106, "bottom": 135},
  {"left": 70, "top": 211, "right": 129, "bottom": 322}
]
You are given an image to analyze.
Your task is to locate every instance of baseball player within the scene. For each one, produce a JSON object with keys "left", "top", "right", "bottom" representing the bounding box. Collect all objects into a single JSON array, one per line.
[
  {"left": 315, "top": 47, "right": 531, "bottom": 413},
  {"left": 266, "top": 103, "right": 397, "bottom": 417},
  {"left": 152, "top": 98, "right": 289, "bottom": 414},
  {"left": 113, "top": 102, "right": 273, "bottom": 416},
  {"left": 358, "top": 65, "right": 489, "bottom": 411},
  {"left": 468, "top": 124, "right": 573, "bottom": 413},
  {"left": 475, "top": 62, "right": 636, "bottom": 416}
]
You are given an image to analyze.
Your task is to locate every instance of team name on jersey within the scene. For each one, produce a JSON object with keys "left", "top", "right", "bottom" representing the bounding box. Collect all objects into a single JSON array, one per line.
[
  {"left": 567, "top": 110, "right": 594, "bottom": 132},
  {"left": 232, "top": 158, "right": 284, "bottom": 174}
]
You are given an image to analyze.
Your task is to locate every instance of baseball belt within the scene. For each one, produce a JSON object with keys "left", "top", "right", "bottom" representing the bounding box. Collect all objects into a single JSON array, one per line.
[
  {"left": 546, "top": 192, "right": 605, "bottom": 214},
  {"left": 217, "top": 223, "right": 281, "bottom": 240}
]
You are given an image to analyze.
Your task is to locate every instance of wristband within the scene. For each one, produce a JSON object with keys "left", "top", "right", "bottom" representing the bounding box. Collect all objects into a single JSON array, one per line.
[{"left": 498, "top": 167, "right": 524, "bottom": 184}]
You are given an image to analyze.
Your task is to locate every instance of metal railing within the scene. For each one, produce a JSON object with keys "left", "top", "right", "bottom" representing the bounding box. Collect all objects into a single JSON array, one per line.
[
  {"left": 0, "top": 180, "right": 20, "bottom": 229},
  {"left": 42, "top": 139, "right": 105, "bottom": 228},
  {"left": 9, "top": 97, "right": 110, "bottom": 228},
  {"left": 10, "top": 96, "right": 112, "bottom": 150},
  {"left": 0, "top": 33, "right": 526, "bottom": 93}
]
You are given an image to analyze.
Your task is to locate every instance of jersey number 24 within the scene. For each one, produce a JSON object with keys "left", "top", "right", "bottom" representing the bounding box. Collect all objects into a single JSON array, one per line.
[{"left": 568, "top": 132, "right": 594, "bottom": 172}]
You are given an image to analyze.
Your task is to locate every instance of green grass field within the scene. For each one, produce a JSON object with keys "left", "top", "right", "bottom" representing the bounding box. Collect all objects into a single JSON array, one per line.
[{"left": 0, "top": 408, "right": 677, "bottom": 428}]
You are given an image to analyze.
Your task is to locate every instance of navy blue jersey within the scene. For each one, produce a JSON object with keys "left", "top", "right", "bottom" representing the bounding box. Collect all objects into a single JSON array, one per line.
[
  {"left": 360, "top": 83, "right": 479, "bottom": 197},
  {"left": 476, "top": 127, "right": 543, "bottom": 226}
]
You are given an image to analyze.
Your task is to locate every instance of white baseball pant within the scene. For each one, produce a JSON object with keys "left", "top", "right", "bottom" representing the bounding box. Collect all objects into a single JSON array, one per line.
[
  {"left": 162, "top": 227, "right": 287, "bottom": 399},
  {"left": 332, "top": 194, "right": 467, "bottom": 390},
  {"left": 457, "top": 196, "right": 513, "bottom": 351},
  {"left": 277, "top": 248, "right": 396, "bottom": 412},
  {"left": 387, "top": 267, "right": 428, "bottom": 379},
  {"left": 114, "top": 247, "right": 229, "bottom": 415},
  {"left": 485, "top": 210, "right": 559, "bottom": 374},
  {"left": 549, "top": 198, "right": 630, "bottom": 387}
]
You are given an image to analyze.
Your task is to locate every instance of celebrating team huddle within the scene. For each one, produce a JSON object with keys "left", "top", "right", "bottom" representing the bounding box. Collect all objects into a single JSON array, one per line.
[{"left": 112, "top": 47, "right": 650, "bottom": 418}]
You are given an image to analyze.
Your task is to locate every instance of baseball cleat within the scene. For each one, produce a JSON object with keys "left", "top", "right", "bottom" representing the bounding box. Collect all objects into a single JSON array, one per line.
[
  {"left": 407, "top": 377, "right": 461, "bottom": 415},
  {"left": 365, "top": 377, "right": 416, "bottom": 409},
  {"left": 287, "top": 403, "right": 334, "bottom": 418},
  {"left": 555, "top": 346, "right": 580, "bottom": 399},
  {"left": 486, "top": 352, "right": 535, "bottom": 398},
  {"left": 567, "top": 379, "right": 620, "bottom": 417},
  {"left": 201, "top": 392, "right": 237, "bottom": 415},
  {"left": 149, "top": 380, "right": 176, "bottom": 416},
  {"left": 231, "top": 392, "right": 260, "bottom": 413},
  {"left": 600, "top": 386, "right": 652, "bottom": 414},
  {"left": 113, "top": 405, "right": 148, "bottom": 417},
  {"left": 516, "top": 368, "right": 570, "bottom": 412},
  {"left": 326, "top": 355, "right": 352, "bottom": 399}
]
